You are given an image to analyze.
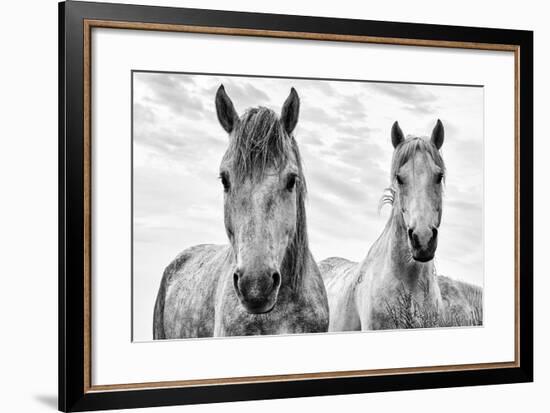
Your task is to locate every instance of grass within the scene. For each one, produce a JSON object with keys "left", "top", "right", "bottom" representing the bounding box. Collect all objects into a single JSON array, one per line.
[{"left": 384, "top": 277, "right": 483, "bottom": 329}]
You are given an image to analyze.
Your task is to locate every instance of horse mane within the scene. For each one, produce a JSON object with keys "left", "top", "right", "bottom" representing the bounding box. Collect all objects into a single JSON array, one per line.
[
  {"left": 379, "top": 136, "right": 446, "bottom": 210},
  {"left": 225, "top": 106, "right": 309, "bottom": 290}
]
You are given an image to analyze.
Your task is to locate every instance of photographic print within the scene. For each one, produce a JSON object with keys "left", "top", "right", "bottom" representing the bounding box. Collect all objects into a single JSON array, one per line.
[
  {"left": 132, "top": 71, "right": 484, "bottom": 341},
  {"left": 60, "top": 5, "right": 532, "bottom": 410}
]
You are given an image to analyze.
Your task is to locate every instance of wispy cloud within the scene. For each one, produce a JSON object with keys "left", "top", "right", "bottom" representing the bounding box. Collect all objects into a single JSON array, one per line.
[
  {"left": 368, "top": 83, "right": 440, "bottom": 115},
  {"left": 300, "top": 105, "right": 342, "bottom": 128},
  {"left": 136, "top": 73, "right": 205, "bottom": 117},
  {"left": 206, "top": 79, "right": 272, "bottom": 111}
]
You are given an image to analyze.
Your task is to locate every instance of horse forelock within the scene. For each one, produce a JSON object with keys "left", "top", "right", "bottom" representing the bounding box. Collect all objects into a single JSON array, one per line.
[
  {"left": 391, "top": 136, "right": 446, "bottom": 179},
  {"left": 379, "top": 136, "right": 446, "bottom": 209},
  {"left": 225, "top": 107, "right": 295, "bottom": 181},
  {"left": 224, "top": 106, "right": 309, "bottom": 291}
]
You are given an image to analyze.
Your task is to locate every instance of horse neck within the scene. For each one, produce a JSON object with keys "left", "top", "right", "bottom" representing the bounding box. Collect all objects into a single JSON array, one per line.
[{"left": 380, "top": 195, "right": 436, "bottom": 291}]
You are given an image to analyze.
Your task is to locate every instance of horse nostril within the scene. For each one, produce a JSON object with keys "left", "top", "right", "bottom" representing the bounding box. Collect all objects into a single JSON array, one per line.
[
  {"left": 271, "top": 272, "right": 281, "bottom": 288},
  {"left": 408, "top": 228, "right": 422, "bottom": 249},
  {"left": 233, "top": 271, "right": 241, "bottom": 291},
  {"left": 432, "top": 228, "right": 438, "bottom": 239}
]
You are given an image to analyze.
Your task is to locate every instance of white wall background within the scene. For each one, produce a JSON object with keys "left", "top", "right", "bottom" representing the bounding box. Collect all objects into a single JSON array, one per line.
[{"left": 0, "top": 0, "right": 545, "bottom": 412}]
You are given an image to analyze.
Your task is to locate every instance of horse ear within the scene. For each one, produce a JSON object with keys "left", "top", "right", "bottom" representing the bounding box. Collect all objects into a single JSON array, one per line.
[
  {"left": 281, "top": 87, "right": 300, "bottom": 135},
  {"left": 215, "top": 85, "right": 238, "bottom": 134},
  {"left": 391, "top": 121, "right": 405, "bottom": 148},
  {"left": 431, "top": 119, "right": 444, "bottom": 149}
]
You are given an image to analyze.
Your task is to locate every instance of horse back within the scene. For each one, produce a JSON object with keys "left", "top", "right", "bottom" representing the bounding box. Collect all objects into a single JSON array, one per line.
[
  {"left": 437, "top": 275, "right": 483, "bottom": 326},
  {"left": 153, "top": 244, "right": 231, "bottom": 339},
  {"left": 319, "top": 257, "right": 356, "bottom": 281},
  {"left": 318, "top": 257, "right": 361, "bottom": 331}
]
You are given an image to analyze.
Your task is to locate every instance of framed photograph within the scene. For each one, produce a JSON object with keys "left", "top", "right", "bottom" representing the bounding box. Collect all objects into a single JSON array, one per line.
[{"left": 59, "top": 1, "right": 533, "bottom": 411}]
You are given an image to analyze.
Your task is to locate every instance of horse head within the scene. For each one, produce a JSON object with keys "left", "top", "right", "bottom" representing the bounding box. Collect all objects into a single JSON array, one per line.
[
  {"left": 215, "top": 85, "right": 307, "bottom": 314},
  {"left": 390, "top": 120, "right": 445, "bottom": 262}
]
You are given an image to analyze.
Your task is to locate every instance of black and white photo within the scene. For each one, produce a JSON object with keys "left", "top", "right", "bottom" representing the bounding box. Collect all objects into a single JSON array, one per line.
[{"left": 132, "top": 72, "right": 484, "bottom": 341}]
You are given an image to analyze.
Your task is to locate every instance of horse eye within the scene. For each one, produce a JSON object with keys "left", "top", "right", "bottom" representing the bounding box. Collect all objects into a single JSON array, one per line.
[
  {"left": 396, "top": 174, "right": 404, "bottom": 185},
  {"left": 436, "top": 173, "right": 444, "bottom": 184},
  {"left": 286, "top": 174, "right": 298, "bottom": 191},
  {"left": 219, "top": 173, "right": 230, "bottom": 192}
]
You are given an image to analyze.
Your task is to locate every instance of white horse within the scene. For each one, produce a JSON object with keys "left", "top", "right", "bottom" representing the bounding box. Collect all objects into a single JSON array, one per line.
[
  {"left": 153, "top": 86, "right": 329, "bottom": 338},
  {"left": 320, "top": 120, "right": 480, "bottom": 330}
]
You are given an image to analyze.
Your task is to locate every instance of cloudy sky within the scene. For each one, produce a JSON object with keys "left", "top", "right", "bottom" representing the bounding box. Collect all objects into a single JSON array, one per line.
[{"left": 132, "top": 71, "right": 484, "bottom": 341}]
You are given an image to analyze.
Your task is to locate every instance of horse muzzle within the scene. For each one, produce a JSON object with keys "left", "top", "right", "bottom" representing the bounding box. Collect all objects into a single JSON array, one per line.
[
  {"left": 233, "top": 268, "right": 282, "bottom": 314},
  {"left": 408, "top": 226, "right": 438, "bottom": 262}
]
